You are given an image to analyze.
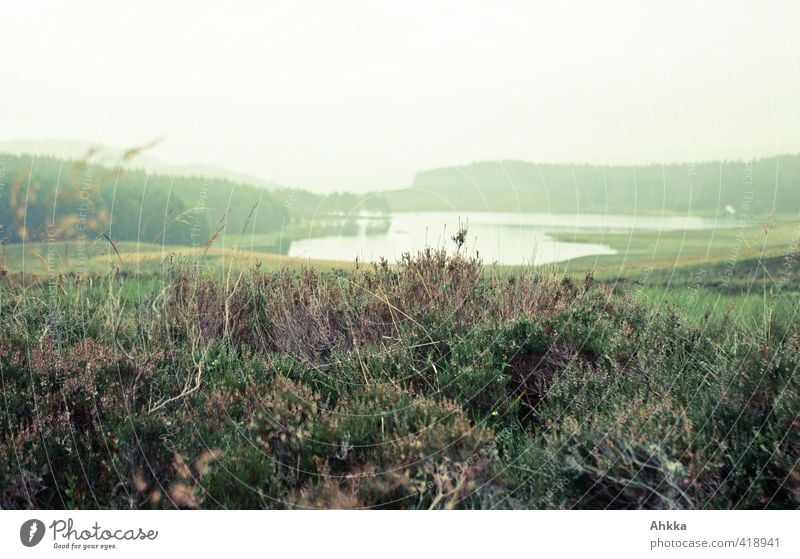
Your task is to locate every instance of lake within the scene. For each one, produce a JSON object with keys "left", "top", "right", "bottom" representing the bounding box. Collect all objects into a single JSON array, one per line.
[{"left": 288, "top": 212, "right": 727, "bottom": 265}]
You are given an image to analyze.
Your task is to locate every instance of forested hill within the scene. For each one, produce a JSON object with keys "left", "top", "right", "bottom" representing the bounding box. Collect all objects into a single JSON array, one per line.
[
  {"left": 0, "top": 153, "right": 389, "bottom": 245},
  {"left": 383, "top": 155, "right": 800, "bottom": 215}
]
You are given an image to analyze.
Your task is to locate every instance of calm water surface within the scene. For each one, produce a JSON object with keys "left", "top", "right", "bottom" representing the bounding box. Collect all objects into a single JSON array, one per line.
[{"left": 288, "top": 212, "right": 727, "bottom": 265}]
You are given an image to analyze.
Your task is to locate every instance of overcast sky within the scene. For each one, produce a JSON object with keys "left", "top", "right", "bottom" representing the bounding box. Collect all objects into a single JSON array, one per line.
[{"left": 2, "top": 0, "right": 799, "bottom": 191}]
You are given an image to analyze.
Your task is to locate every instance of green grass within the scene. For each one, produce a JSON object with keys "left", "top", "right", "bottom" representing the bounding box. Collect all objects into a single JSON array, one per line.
[
  {"left": 1, "top": 212, "right": 797, "bottom": 509},
  {"left": 0, "top": 235, "right": 350, "bottom": 277},
  {"left": 4, "top": 212, "right": 797, "bottom": 279},
  {"left": 551, "top": 213, "right": 800, "bottom": 277},
  {"left": 0, "top": 245, "right": 797, "bottom": 509}
]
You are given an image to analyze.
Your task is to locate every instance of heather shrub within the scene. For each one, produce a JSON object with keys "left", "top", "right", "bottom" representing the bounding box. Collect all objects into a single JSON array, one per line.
[
  {"left": 0, "top": 249, "right": 796, "bottom": 509},
  {"left": 505, "top": 327, "right": 799, "bottom": 509},
  {"left": 295, "top": 384, "right": 498, "bottom": 509}
]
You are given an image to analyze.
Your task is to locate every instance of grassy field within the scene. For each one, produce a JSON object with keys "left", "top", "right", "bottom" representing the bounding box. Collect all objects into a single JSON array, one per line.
[
  {"left": 549, "top": 213, "right": 798, "bottom": 276},
  {"left": 0, "top": 230, "right": 350, "bottom": 277},
  {"left": 547, "top": 213, "right": 800, "bottom": 331},
  {"left": 5, "top": 212, "right": 797, "bottom": 275},
  {"left": 0, "top": 228, "right": 797, "bottom": 508}
]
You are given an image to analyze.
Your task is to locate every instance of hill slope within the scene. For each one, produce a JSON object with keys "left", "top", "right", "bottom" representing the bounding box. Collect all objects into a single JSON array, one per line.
[{"left": 382, "top": 156, "right": 800, "bottom": 215}]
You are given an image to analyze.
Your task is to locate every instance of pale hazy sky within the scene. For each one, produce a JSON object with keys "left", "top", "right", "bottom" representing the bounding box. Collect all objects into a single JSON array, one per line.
[{"left": 2, "top": 0, "right": 799, "bottom": 191}]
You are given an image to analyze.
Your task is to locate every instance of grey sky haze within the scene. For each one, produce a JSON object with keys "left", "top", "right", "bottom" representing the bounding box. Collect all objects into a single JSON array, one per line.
[{"left": 2, "top": 0, "right": 799, "bottom": 191}]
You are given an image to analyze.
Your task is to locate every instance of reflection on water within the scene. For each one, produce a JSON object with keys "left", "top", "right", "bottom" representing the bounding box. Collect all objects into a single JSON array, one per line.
[{"left": 288, "top": 212, "right": 726, "bottom": 265}]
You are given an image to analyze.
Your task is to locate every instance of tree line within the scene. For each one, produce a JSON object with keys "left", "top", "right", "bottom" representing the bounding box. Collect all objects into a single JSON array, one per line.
[
  {"left": 0, "top": 153, "right": 388, "bottom": 245},
  {"left": 383, "top": 155, "right": 800, "bottom": 215}
]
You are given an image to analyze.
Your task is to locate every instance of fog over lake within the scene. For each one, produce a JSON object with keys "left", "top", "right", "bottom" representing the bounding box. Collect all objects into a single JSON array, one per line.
[{"left": 288, "top": 212, "right": 728, "bottom": 265}]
